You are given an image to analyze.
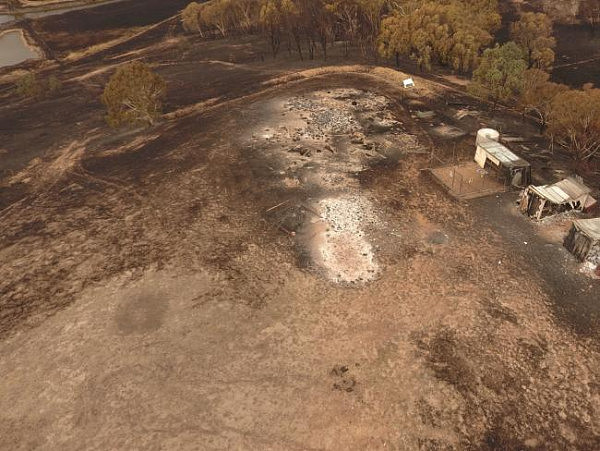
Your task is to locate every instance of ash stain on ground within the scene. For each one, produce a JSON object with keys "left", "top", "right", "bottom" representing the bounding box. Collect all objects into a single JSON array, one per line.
[
  {"left": 115, "top": 290, "right": 168, "bottom": 335},
  {"left": 470, "top": 194, "right": 600, "bottom": 336},
  {"left": 245, "top": 88, "right": 422, "bottom": 284}
]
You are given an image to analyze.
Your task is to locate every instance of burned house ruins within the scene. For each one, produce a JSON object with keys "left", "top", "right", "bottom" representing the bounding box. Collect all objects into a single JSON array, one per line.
[
  {"left": 564, "top": 218, "right": 600, "bottom": 269},
  {"left": 519, "top": 176, "right": 597, "bottom": 220}
]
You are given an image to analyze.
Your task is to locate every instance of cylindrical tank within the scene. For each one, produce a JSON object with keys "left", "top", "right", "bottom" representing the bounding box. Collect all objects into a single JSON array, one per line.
[{"left": 476, "top": 128, "right": 500, "bottom": 146}]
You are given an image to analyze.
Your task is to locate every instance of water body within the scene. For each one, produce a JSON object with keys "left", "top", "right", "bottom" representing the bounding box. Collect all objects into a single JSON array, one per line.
[
  {"left": 0, "top": 0, "right": 124, "bottom": 67},
  {"left": 0, "top": 0, "right": 124, "bottom": 23},
  {"left": 0, "top": 30, "right": 40, "bottom": 67}
]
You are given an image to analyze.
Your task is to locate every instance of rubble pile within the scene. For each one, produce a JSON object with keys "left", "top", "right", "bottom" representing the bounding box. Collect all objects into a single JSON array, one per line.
[
  {"left": 586, "top": 244, "right": 600, "bottom": 267},
  {"left": 285, "top": 89, "right": 395, "bottom": 140},
  {"left": 286, "top": 96, "right": 359, "bottom": 138},
  {"left": 316, "top": 195, "right": 379, "bottom": 284},
  {"left": 252, "top": 88, "right": 422, "bottom": 284}
]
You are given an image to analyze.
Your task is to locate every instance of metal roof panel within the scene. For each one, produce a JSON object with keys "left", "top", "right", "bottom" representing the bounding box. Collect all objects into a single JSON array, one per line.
[
  {"left": 554, "top": 177, "right": 592, "bottom": 200},
  {"left": 478, "top": 141, "right": 529, "bottom": 167},
  {"left": 529, "top": 176, "right": 593, "bottom": 205},
  {"left": 574, "top": 218, "right": 600, "bottom": 241}
]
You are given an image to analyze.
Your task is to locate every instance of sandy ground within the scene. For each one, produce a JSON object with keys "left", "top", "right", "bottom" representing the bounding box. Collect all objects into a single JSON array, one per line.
[
  {"left": 0, "top": 12, "right": 599, "bottom": 449},
  {"left": 1, "top": 68, "right": 600, "bottom": 449}
]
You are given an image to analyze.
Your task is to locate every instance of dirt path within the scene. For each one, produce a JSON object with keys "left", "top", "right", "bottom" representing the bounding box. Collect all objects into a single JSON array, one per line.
[
  {"left": 471, "top": 194, "right": 600, "bottom": 336},
  {"left": 553, "top": 56, "right": 600, "bottom": 69}
]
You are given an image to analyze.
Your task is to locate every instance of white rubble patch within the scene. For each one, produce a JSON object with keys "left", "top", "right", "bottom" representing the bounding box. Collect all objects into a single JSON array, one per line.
[
  {"left": 314, "top": 196, "right": 379, "bottom": 284},
  {"left": 249, "top": 89, "right": 416, "bottom": 284},
  {"left": 285, "top": 89, "right": 391, "bottom": 139},
  {"left": 580, "top": 243, "right": 600, "bottom": 278},
  {"left": 579, "top": 261, "right": 599, "bottom": 279}
]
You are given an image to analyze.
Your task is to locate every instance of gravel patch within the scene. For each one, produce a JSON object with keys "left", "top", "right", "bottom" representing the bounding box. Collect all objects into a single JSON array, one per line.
[
  {"left": 316, "top": 195, "right": 379, "bottom": 284},
  {"left": 253, "top": 89, "right": 422, "bottom": 284}
]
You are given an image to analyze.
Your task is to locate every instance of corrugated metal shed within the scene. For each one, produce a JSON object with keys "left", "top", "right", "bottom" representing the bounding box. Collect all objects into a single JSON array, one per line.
[
  {"left": 478, "top": 141, "right": 529, "bottom": 168},
  {"left": 530, "top": 185, "right": 572, "bottom": 204},
  {"left": 573, "top": 218, "right": 600, "bottom": 242},
  {"left": 529, "top": 176, "right": 593, "bottom": 205},
  {"left": 554, "top": 177, "right": 592, "bottom": 200}
]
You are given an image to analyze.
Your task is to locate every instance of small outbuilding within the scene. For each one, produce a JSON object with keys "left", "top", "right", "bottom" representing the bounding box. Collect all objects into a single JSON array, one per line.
[
  {"left": 519, "top": 176, "right": 597, "bottom": 220},
  {"left": 563, "top": 218, "right": 600, "bottom": 265},
  {"left": 474, "top": 129, "right": 531, "bottom": 187},
  {"left": 403, "top": 78, "right": 415, "bottom": 88}
]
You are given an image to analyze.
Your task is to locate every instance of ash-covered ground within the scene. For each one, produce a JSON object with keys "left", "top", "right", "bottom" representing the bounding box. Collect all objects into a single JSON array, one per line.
[
  {"left": 248, "top": 89, "right": 419, "bottom": 284},
  {"left": 0, "top": 22, "right": 599, "bottom": 449}
]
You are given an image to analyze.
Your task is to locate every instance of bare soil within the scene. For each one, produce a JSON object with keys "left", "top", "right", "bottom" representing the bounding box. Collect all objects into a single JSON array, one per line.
[{"left": 0, "top": 8, "right": 599, "bottom": 450}]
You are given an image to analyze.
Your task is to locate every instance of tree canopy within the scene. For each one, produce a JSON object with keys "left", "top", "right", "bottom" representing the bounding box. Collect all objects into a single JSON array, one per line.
[
  {"left": 547, "top": 87, "right": 600, "bottom": 161},
  {"left": 578, "top": 0, "right": 600, "bottom": 35},
  {"left": 378, "top": 0, "right": 500, "bottom": 72},
  {"left": 517, "top": 68, "right": 567, "bottom": 133},
  {"left": 101, "top": 61, "right": 166, "bottom": 127},
  {"left": 510, "top": 12, "right": 556, "bottom": 71},
  {"left": 180, "top": 0, "right": 501, "bottom": 64},
  {"left": 468, "top": 41, "right": 527, "bottom": 108}
]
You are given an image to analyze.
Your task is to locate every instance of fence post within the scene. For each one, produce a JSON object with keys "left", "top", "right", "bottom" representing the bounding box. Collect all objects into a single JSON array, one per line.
[{"left": 451, "top": 167, "right": 456, "bottom": 190}]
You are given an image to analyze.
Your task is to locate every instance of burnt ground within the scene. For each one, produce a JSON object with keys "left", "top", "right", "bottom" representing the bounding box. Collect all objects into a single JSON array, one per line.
[
  {"left": 0, "top": 7, "right": 600, "bottom": 450},
  {"left": 500, "top": 0, "right": 600, "bottom": 89},
  {"left": 552, "top": 24, "right": 600, "bottom": 88},
  {"left": 27, "top": 0, "right": 190, "bottom": 56}
]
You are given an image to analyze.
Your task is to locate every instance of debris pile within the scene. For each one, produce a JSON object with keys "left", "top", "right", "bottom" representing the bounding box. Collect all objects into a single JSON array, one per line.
[
  {"left": 315, "top": 195, "right": 379, "bottom": 284},
  {"left": 285, "top": 89, "right": 393, "bottom": 139},
  {"left": 252, "top": 89, "right": 423, "bottom": 284},
  {"left": 286, "top": 96, "right": 359, "bottom": 138}
]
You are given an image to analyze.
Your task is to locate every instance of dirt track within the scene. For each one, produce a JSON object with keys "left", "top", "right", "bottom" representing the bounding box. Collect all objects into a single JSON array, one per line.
[{"left": 0, "top": 13, "right": 599, "bottom": 450}]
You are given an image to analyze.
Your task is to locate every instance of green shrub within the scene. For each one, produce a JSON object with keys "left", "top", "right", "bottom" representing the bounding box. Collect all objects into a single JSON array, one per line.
[
  {"left": 15, "top": 72, "right": 63, "bottom": 99},
  {"left": 15, "top": 72, "right": 43, "bottom": 99}
]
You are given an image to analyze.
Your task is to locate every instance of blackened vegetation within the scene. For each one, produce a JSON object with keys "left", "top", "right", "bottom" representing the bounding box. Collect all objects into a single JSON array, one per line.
[
  {"left": 479, "top": 424, "right": 527, "bottom": 451},
  {"left": 419, "top": 328, "right": 477, "bottom": 394},
  {"left": 2, "top": 219, "right": 47, "bottom": 242},
  {"left": 356, "top": 158, "right": 403, "bottom": 187},
  {"left": 30, "top": 0, "right": 191, "bottom": 55},
  {"left": 413, "top": 329, "right": 508, "bottom": 448},
  {"left": 479, "top": 294, "right": 519, "bottom": 325},
  {"left": 417, "top": 437, "right": 455, "bottom": 450},
  {"left": 413, "top": 320, "right": 600, "bottom": 450},
  {"left": 330, "top": 364, "right": 356, "bottom": 393}
]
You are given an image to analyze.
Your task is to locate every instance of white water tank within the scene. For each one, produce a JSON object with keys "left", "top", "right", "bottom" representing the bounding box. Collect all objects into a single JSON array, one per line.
[{"left": 476, "top": 128, "right": 500, "bottom": 146}]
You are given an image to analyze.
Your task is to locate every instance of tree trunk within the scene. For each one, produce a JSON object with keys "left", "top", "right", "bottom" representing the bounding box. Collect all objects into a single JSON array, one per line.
[
  {"left": 539, "top": 120, "right": 546, "bottom": 135},
  {"left": 294, "top": 33, "right": 304, "bottom": 61},
  {"left": 271, "top": 31, "right": 280, "bottom": 58},
  {"left": 308, "top": 37, "right": 315, "bottom": 60}
]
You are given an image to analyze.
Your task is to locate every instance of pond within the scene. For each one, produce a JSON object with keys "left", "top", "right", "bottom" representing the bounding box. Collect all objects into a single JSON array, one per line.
[
  {"left": 0, "top": 0, "right": 125, "bottom": 68},
  {"left": 0, "top": 30, "right": 40, "bottom": 67},
  {"left": 0, "top": 0, "right": 124, "bottom": 23}
]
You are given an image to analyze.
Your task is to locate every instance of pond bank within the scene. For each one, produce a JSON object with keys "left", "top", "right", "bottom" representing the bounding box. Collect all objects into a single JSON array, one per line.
[
  {"left": 0, "top": 28, "right": 42, "bottom": 68},
  {"left": 0, "top": 0, "right": 124, "bottom": 25}
]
